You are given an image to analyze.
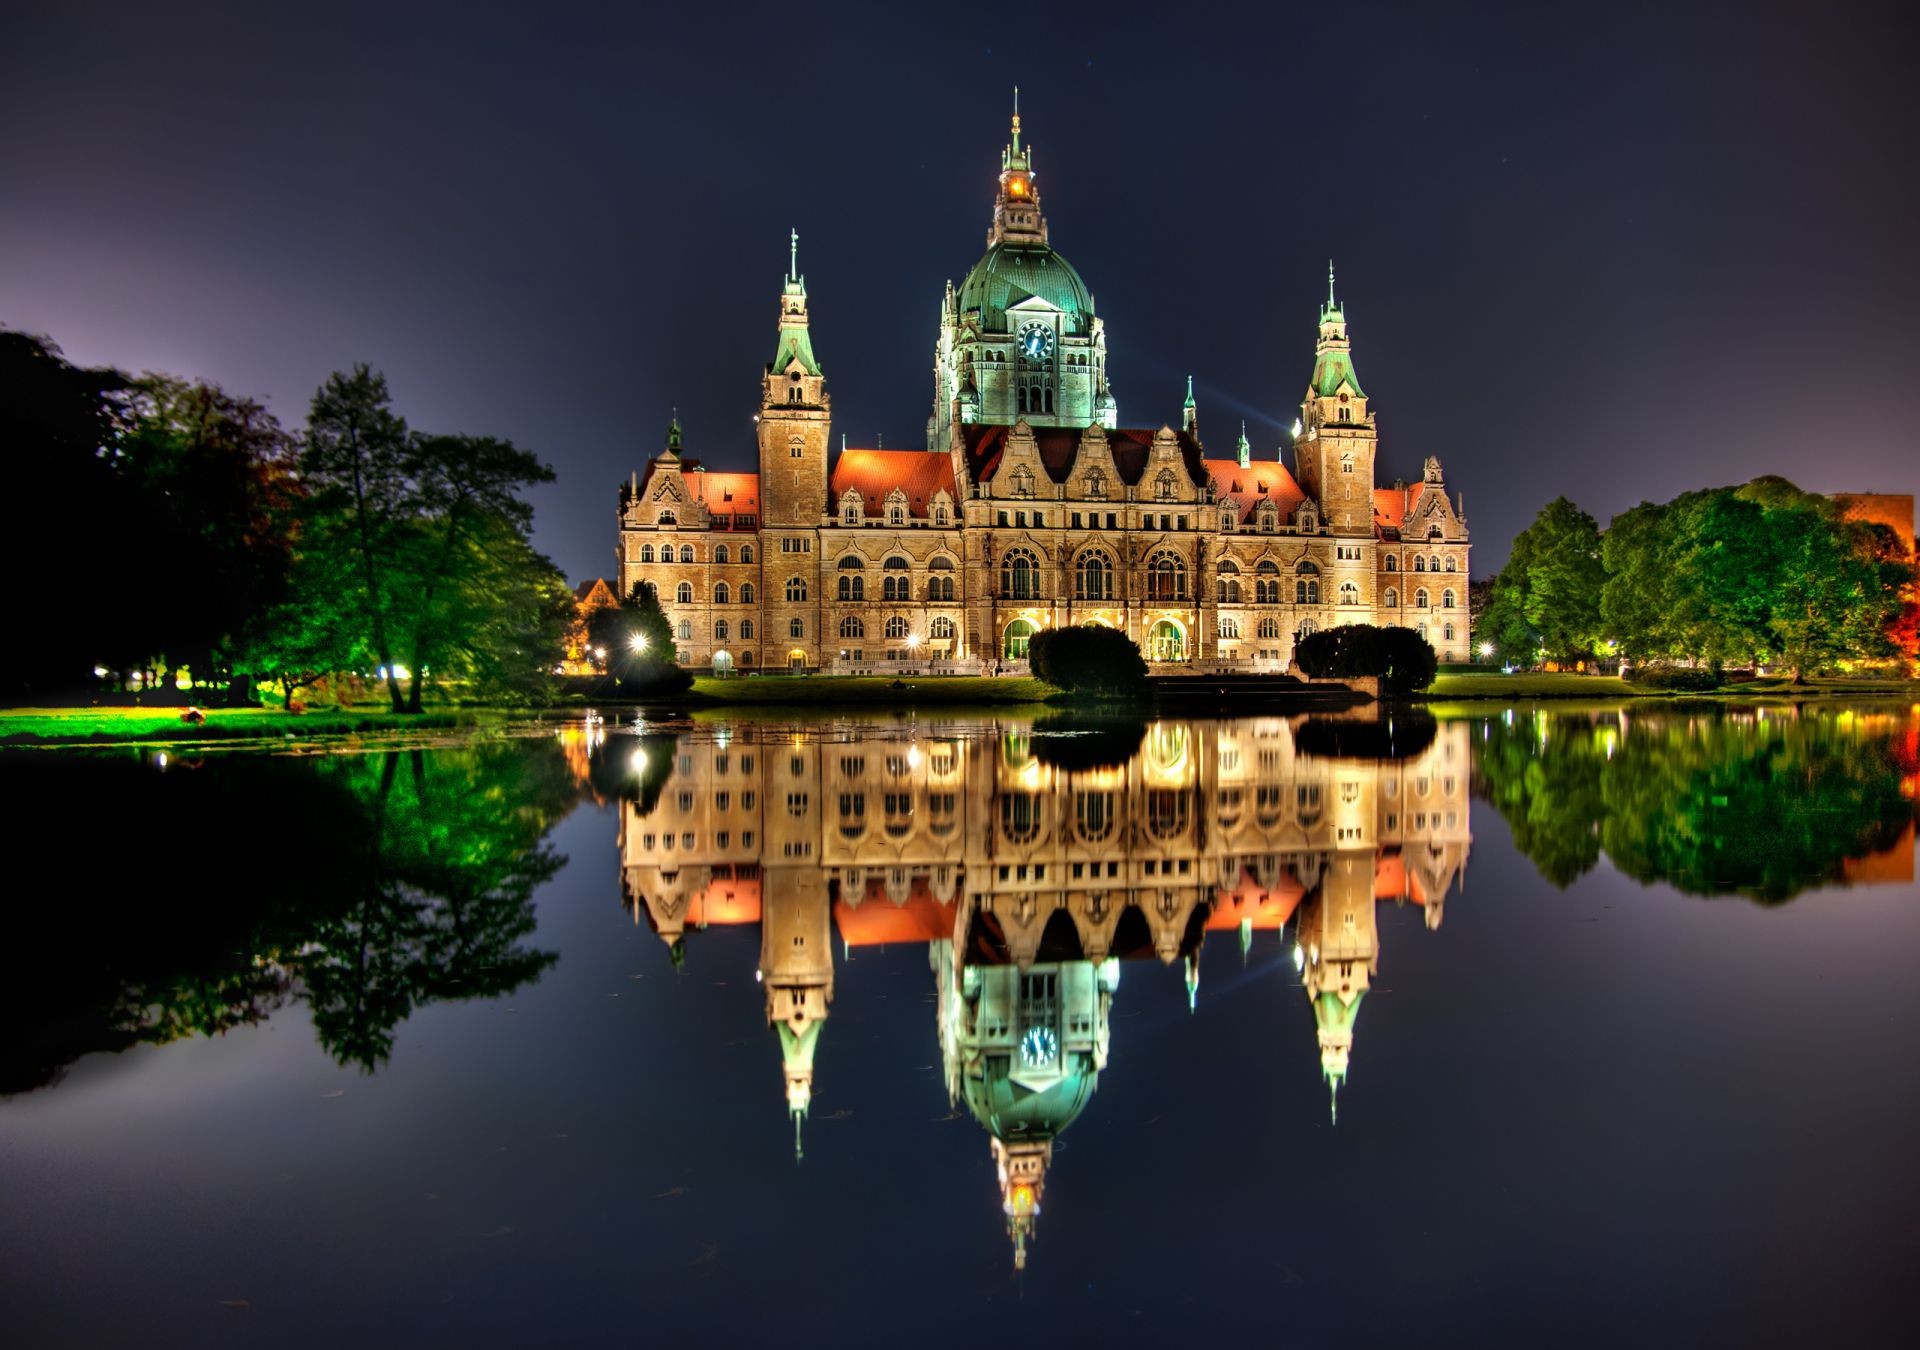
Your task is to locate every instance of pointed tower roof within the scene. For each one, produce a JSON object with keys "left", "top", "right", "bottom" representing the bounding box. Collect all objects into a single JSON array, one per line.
[
  {"left": 770, "top": 228, "right": 822, "bottom": 376},
  {"left": 1235, "top": 420, "right": 1251, "bottom": 470},
  {"left": 1310, "top": 261, "right": 1366, "bottom": 398}
]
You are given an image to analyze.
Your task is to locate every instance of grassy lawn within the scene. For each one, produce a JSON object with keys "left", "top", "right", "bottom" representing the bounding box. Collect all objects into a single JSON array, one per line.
[
  {"left": 0, "top": 705, "right": 521, "bottom": 746},
  {"left": 686, "top": 674, "right": 1055, "bottom": 707},
  {"left": 1424, "top": 672, "right": 1639, "bottom": 699}
]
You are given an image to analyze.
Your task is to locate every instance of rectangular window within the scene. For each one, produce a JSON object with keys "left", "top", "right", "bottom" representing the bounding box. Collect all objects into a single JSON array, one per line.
[
  {"left": 1107, "top": 513, "right": 1118, "bottom": 530},
  {"left": 1033, "top": 511, "right": 1044, "bottom": 528},
  {"left": 1016, "top": 511, "right": 1027, "bottom": 528},
  {"left": 1072, "top": 512, "right": 1083, "bottom": 529},
  {"left": 997, "top": 510, "right": 1009, "bottom": 527}
]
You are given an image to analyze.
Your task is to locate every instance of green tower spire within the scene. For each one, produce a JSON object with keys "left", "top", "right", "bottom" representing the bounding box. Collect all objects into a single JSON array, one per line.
[{"left": 1236, "top": 420, "right": 1251, "bottom": 470}]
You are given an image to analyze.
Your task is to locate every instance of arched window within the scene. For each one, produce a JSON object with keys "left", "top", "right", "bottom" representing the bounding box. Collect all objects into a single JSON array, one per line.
[
  {"left": 714, "top": 582, "right": 730, "bottom": 605},
  {"left": 883, "top": 575, "right": 908, "bottom": 601},
  {"left": 740, "top": 583, "right": 755, "bottom": 605},
  {"left": 639, "top": 544, "right": 654, "bottom": 563},
  {"left": 1429, "top": 555, "right": 1442, "bottom": 572},
  {"left": 739, "top": 545, "right": 754, "bottom": 564},
  {"left": 786, "top": 576, "right": 808, "bottom": 602},
  {"left": 1075, "top": 550, "right": 1113, "bottom": 601},
  {"left": 1296, "top": 559, "right": 1320, "bottom": 574},
  {"left": 883, "top": 555, "right": 909, "bottom": 570},
  {"left": 740, "top": 620, "right": 754, "bottom": 640},
  {"left": 840, "top": 490, "right": 862, "bottom": 526},
  {"left": 839, "top": 616, "right": 864, "bottom": 639},
  {"left": 680, "top": 545, "right": 695, "bottom": 563},
  {"left": 714, "top": 544, "right": 729, "bottom": 564},
  {"left": 675, "top": 619, "right": 691, "bottom": 639},
  {"left": 1444, "top": 556, "right": 1457, "bottom": 572},
  {"left": 1299, "top": 619, "right": 1318, "bottom": 637},
  {"left": 838, "top": 555, "right": 864, "bottom": 570},
  {"left": 1003, "top": 618, "right": 1038, "bottom": 661},
  {"left": 1384, "top": 554, "right": 1397, "bottom": 572},
  {"left": 659, "top": 510, "right": 676, "bottom": 526},
  {"left": 932, "top": 500, "right": 950, "bottom": 526},
  {"left": 1257, "top": 500, "right": 1278, "bottom": 532},
  {"left": 1413, "top": 555, "right": 1426, "bottom": 572},
  {"left": 1297, "top": 578, "right": 1320, "bottom": 604},
  {"left": 1384, "top": 587, "right": 1399, "bottom": 608},
  {"left": 1339, "top": 581, "right": 1359, "bottom": 606},
  {"left": 837, "top": 575, "right": 864, "bottom": 601},
  {"left": 886, "top": 493, "right": 908, "bottom": 526},
  {"left": 1218, "top": 617, "right": 1241, "bottom": 639},
  {"left": 1147, "top": 552, "right": 1187, "bottom": 601},
  {"left": 1416, "top": 588, "right": 1430, "bottom": 608},
  {"left": 1442, "top": 589, "right": 1456, "bottom": 609},
  {"left": 1217, "top": 566, "right": 1242, "bottom": 603},
  {"left": 676, "top": 582, "right": 693, "bottom": 604},
  {"left": 1443, "top": 621, "right": 1456, "bottom": 640},
  {"left": 1155, "top": 470, "right": 1177, "bottom": 501},
  {"left": 931, "top": 616, "right": 956, "bottom": 639},
  {"left": 885, "top": 616, "right": 909, "bottom": 639},
  {"left": 714, "top": 619, "right": 728, "bottom": 641},
  {"left": 1001, "top": 548, "right": 1041, "bottom": 600},
  {"left": 928, "top": 574, "right": 955, "bottom": 601},
  {"left": 1258, "top": 616, "right": 1281, "bottom": 639},
  {"left": 1220, "top": 505, "right": 1237, "bottom": 531},
  {"left": 790, "top": 617, "right": 805, "bottom": 639}
]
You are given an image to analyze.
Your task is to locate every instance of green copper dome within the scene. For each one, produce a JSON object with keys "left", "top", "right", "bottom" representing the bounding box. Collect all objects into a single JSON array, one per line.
[
  {"left": 960, "top": 1056, "right": 1098, "bottom": 1141},
  {"left": 957, "top": 243, "right": 1094, "bottom": 335}
]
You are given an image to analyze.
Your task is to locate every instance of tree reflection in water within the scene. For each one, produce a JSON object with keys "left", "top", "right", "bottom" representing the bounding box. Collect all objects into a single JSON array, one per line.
[
  {"left": 0, "top": 741, "right": 579, "bottom": 1094},
  {"left": 1474, "top": 705, "right": 1919, "bottom": 902}
]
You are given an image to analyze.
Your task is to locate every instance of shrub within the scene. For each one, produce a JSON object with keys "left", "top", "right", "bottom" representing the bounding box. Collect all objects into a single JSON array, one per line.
[
  {"left": 1292, "top": 624, "right": 1438, "bottom": 696},
  {"left": 1625, "top": 662, "right": 1721, "bottom": 692},
  {"left": 1028, "top": 625, "right": 1148, "bottom": 697}
]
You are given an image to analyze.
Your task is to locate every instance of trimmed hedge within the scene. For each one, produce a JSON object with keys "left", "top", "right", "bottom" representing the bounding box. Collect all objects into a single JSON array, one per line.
[
  {"left": 1292, "top": 624, "right": 1438, "bottom": 695},
  {"left": 1625, "top": 662, "right": 1721, "bottom": 692},
  {"left": 1028, "top": 626, "right": 1149, "bottom": 696}
]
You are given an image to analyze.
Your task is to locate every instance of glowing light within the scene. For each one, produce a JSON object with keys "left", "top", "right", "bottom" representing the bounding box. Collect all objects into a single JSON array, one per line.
[
  {"left": 906, "top": 744, "right": 922, "bottom": 769},
  {"left": 1478, "top": 642, "right": 1494, "bottom": 657},
  {"left": 1290, "top": 419, "right": 1303, "bottom": 439},
  {"left": 1291, "top": 945, "right": 1305, "bottom": 971},
  {"left": 629, "top": 634, "right": 649, "bottom": 653},
  {"left": 594, "top": 647, "right": 607, "bottom": 660}
]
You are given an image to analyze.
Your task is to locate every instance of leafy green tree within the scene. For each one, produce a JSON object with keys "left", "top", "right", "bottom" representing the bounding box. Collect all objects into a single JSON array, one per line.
[
  {"left": 1485, "top": 497, "right": 1605, "bottom": 665},
  {"left": 300, "top": 365, "right": 413, "bottom": 711},
  {"left": 587, "top": 582, "right": 691, "bottom": 695},
  {"left": 113, "top": 374, "right": 298, "bottom": 690}
]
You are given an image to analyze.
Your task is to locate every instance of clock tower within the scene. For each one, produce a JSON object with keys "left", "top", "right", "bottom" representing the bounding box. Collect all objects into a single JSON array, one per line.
[
  {"left": 758, "top": 230, "right": 830, "bottom": 530},
  {"left": 1294, "top": 264, "right": 1377, "bottom": 536}
]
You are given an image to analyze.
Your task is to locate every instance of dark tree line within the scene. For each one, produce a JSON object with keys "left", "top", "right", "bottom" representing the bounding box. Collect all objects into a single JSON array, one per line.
[
  {"left": 1482, "top": 480, "right": 1916, "bottom": 677},
  {"left": 1, "top": 330, "right": 573, "bottom": 707}
]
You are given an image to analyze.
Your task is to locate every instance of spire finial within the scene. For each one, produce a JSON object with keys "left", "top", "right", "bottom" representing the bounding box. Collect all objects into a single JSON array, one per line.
[
  {"left": 1183, "top": 374, "right": 1195, "bottom": 408},
  {"left": 1011, "top": 87, "right": 1021, "bottom": 152},
  {"left": 789, "top": 228, "right": 798, "bottom": 283}
]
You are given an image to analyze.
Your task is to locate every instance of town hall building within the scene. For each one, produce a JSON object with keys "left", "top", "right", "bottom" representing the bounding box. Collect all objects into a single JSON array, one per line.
[{"left": 616, "top": 109, "right": 1470, "bottom": 673}]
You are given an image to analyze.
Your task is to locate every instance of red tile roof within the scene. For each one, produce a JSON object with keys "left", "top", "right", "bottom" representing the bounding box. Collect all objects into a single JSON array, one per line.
[
  {"left": 1201, "top": 459, "right": 1306, "bottom": 517},
  {"left": 1373, "top": 486, "right": 1408, "bottom": 533},
  {"left": 829, "top": 448, "right": 955, "bottom": 517},
  {"left": 961, "top": 423, "right": 1206, "bottom": 488},
  {"left": 687, "top": 468, "right": 760, "bottom": 513}
]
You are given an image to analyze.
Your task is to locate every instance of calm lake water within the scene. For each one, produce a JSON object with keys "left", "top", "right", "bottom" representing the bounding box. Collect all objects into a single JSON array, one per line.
[{"left": 3, "top": 704, "right": 1917, "bottom": 1347}]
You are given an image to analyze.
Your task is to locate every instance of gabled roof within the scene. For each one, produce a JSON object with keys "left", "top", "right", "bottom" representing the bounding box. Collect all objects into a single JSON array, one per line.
[
  {"left": 573, "top": 577, "right": 618, "bottom": 607},
  {"left": 1201, "top": 459, "right": 1306, "bottom": 515},
  {"left": 961, "top": 423, "right": 1207, "bottom": 488},
  {"left": 829, "top": 448, "right": 955, "bottom": 517},
  {"left": 1373, "top": 486, "right": 1408, "bottom": 533},
  {"left": 687, "top": 468, "right": 760, "bottom": 513}
]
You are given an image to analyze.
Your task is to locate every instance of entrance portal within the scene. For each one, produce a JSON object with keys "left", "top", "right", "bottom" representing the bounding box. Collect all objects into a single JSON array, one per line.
[
  {"left": 1003, "top": 619, "right": 1038, "bottom": 662},
  {"left": 1148, "top": 620, "right": 1184, "bottom": 663}
]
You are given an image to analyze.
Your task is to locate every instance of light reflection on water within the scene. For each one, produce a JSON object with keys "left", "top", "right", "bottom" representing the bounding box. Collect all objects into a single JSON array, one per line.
[{"left": 1, "top": 703, "right": 1916, "bottom": 1346}]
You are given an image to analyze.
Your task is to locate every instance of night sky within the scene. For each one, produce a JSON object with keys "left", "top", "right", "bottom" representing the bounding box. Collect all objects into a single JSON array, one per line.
[{"left": 4, "top": 1, "right": 1915, "bottom": 582}]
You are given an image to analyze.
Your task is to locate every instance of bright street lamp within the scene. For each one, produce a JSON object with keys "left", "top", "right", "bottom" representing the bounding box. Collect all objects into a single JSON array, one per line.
[
  {"left": 629, "top": 634, "right": 649, "bottom": 653},
  {"left": 1478, "top": 642, "right": 1494, "bottom": 657}
]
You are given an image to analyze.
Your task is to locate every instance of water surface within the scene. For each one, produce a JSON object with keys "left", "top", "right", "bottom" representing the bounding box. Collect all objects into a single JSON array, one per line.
[{"left": 3, "top": 705, "right": 1916, "bottom": 1347}]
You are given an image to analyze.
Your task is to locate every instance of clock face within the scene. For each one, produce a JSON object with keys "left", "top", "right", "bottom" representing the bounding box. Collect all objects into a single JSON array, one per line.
[
  {"left": 1018, "top": 323, "right": 1055, "bottom": 362},
  {"left": 1019, "top": 1025, "right": 1059, "bottom": 1068}
]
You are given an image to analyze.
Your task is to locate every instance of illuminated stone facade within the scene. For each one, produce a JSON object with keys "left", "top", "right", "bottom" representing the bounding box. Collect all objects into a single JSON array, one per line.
[
  {"left": 614, "top": 716, "right": 1471, "bottom": 1265},
  {"left": 616, "top": 113, "right": 1471, "bottom": 674}
]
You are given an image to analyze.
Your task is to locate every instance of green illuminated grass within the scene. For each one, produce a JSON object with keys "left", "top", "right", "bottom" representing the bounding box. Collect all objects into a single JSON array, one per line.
[
  {"left": 686, "top": 674, "right": 1055, "bottom": 707},
  {"left": 1424, "top": 673, "right": 1638, "bottom": 699},
  {"left": 0, "top": 705, "right": 512, "bottom": 746}
]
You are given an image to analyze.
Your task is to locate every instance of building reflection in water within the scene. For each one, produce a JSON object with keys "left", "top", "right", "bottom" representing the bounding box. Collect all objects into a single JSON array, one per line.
[{"left": 616, "top": 716, "right": 1470, "bottom": 1268}]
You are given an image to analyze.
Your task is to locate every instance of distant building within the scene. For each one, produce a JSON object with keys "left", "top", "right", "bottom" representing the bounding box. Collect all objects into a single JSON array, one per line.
[
  {"left": 615, "top": 109, "right": 1470, "bottom": 674},
  {"left": 560, "top": 577, "right": 618, "bottom": 674}
]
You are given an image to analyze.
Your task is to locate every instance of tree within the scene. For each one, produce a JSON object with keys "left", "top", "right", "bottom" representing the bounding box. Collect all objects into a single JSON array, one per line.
[
  {"left": 587, "top": 583, "right": 691, "bottom": 695},
  {"left": 300, "top": 366, "right": 413, "bottom": 711},
  {"left": 1027, "top": 625, "right": 1148, "bottom": 697},
  {"left": 0, "top": 331, "right": 128, "bottom": 695},
  {"left": 1485, "top": 497, "right": 1605, "bottom": 665},
  {"left": 1292, "top": 624, "right": 1438, "bottom": 695},
  {"left": 113, "top": 374, "right": 298, "bottom": 690}
]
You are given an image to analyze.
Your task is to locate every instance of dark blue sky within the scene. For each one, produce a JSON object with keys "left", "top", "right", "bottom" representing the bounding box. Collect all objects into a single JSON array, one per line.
[{"left": 4, "top": 0, "right": 1914, "bottom": 581}]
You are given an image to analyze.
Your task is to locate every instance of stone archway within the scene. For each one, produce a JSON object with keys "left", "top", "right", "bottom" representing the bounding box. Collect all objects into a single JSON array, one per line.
[
  {"left": 1003, "top": 618, "right": 1038, "bottom": 662},
  {"left": 1148, "top": 619, "right": 1185, "bottom": 663}
]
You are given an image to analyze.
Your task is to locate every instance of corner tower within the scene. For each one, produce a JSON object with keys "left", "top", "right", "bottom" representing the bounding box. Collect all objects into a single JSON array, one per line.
[
  {"left": 1294, "top": 264, "right": 1377, "bottom": 534},
  {"left": 758, "top": 230, "right": 831, "bottom": 529},
  {"left": 928, "top": 98, "right": 1117, "bottom": 454}
]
